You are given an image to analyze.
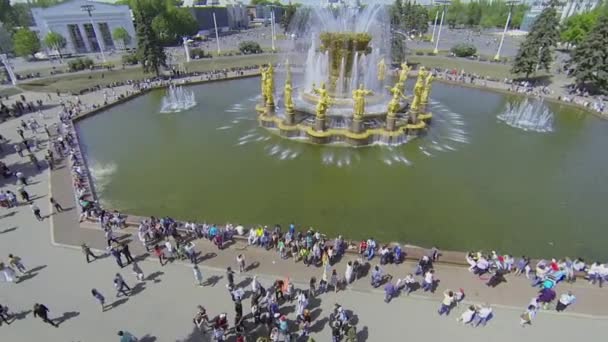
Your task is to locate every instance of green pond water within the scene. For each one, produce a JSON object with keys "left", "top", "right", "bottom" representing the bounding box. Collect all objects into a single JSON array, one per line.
[{"left": 76, "top": 77, "right": 608, "bottom": 259}]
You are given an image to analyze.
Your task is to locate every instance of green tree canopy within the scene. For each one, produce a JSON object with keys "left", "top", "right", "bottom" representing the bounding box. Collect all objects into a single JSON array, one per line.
[
  {"left": 13, "top": 27, "right": 40, "bottom": 58},
  {"left": 511, "top": 0, "right": 560, "bottom": 78},
  {"left": 560, "top": 9, "right": 600, "bottom": 47},
  {"left": 112, "top": 27, "right": 131, "bottom": 45},
  {"left": 133, "top": 0, "right": 167, "bottom": 76},
  {"left": 43, "top": 31, "right": 66, "bottom": 58},
  {"left": 569, "top": 5, "right": 608, "bottom": 93}
]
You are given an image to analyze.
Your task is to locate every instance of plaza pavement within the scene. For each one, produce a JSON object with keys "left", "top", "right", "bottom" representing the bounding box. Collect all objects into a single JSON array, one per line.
[{"left": 0, "top": 84, "right": 607, "bottom": 341}]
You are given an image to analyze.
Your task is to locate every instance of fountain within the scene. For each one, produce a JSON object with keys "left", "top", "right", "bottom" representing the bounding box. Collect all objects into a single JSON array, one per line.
[
  {"left": 160, "top": 85, "right": 196, "bottom": 113},
  {"left": 0, "top": 54, "right": 17, "bottom": 86},
  {"left": 255, "top": 4, "right": 435, "bottom": 146},
  {"left": 497, "top": 98, "right": 554, "bottom": 133}
]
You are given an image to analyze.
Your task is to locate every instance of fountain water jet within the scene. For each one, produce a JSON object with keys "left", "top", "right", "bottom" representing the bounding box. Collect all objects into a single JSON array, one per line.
[
  {"left": 497, "top": 98, "right": 554, "bottom": 133},
  {"left": 160, "top": 85, "right": 196, "bottom": 113}
]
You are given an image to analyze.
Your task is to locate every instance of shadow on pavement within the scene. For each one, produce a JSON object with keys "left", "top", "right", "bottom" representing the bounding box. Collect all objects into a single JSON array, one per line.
[
  {"left": 139, "top": 334, "right": 157, "bottom": 342},
  {"left": 236, "top": 276, "right": 252, "bottom": 289},
  {"left": 133, "top": 253, "right": 150, "bottom": 263},
  {"left": 0, "top": 226, "right": 17, "bottom": 234},
  {"left": 146, "top": 271, "right": 164, "bottom": 283},
  {"left": 198, "top": 252, "right": 216, "bottom": 263},
  {"left": 108, "top": 298, "right": 129, "bottom": 310},
  {"left": 130, "top": 282, "right": 146, "bottom": 296},
  {"left": 0, "top": 211, "right": 16, "bottom": 219},
  {"left": 310, "top": 317, "right": 328, "bottom": 333},
  {"left": 16, "top": 264, "right": 47, "bottom": 283},
  {"left": 55, "top": 311, "right": 80, "bottom": 325},
  {"left": 11, "top": 309, "right": 31, "bottom": 321},
  {"left": 204, "top": 275, "right": 222, "bottom": 287},
  {"left": 245, "top": 261, "right": 259, "bottom": 272},
  {"left": 357, "top": 326, "right": 369, "bottom": 341},
  {"left": 29, "top": 264, "right": 47, "bottom": 273}
]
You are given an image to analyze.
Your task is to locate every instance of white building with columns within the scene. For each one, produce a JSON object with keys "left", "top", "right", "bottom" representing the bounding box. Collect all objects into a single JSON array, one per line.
[{"left": 31, "top": 0, "right": 136, "bottom": 54}]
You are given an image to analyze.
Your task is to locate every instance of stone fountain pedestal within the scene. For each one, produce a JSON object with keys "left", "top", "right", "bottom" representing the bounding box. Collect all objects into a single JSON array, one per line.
[
  {"left": 351, "top": 119, "right": 363, "bottom": 133},
  {"left": 386, "top": 116, "right": 396, "bottom": 131},
  {"left": 315, "top": 117, "right": 326, "bottom": 132},
  {"left": 285, "top": 110, "right": 295, "bottom": 125},
  {"left": 266, "top": 102, "right": 275, "bottom": 115}
]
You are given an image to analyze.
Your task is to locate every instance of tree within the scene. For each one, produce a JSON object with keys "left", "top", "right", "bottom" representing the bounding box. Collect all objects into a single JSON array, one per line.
[
  {"left": 390, "top": 0, "right": 406, "bottom": 62},
  {"left": 569, "top": 5, "right": 608, "bottom": 93},
  {"left": 0, "top": 0, "right": 16, "bottom": 29},
  {"left": 238, "top": 41, "right": 262, "bottom": 54},
  {"left": 12, "top": 28, "right": 40, "bottom": 58},
  {"left": 0, "top": 23, "right": 12, "bottom": 54},
  {"left": 151, "top": 5, "right": 197, "bottom": 45},
  {"left": 511, "top": 0, "right": 560, "bottom": 78},
  {"left": 133, "top": 0, "right": 166, "bottom": 76},
  {"left": 43, "top": 31, "right": 66, "bottom": 59},
  {"left": 560, "top": 9, "right": 600, "bottom": 48},
  {"left": 112, "top": 27, "right": 131, "bottom": 50},
  {"left": 281, "top": 3, "right": 298, "bottom": 33},
  {"left": 450, "top": 43, "right": 477, "bottom": 57}
]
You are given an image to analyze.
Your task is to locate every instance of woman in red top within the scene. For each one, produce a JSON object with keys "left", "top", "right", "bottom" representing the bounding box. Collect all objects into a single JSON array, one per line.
[{"left": 153, "top": 245, "right": 164, "bottom": 266}]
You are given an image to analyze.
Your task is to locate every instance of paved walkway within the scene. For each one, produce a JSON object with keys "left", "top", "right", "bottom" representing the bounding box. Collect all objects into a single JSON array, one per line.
[{"left": 1, "top": 76, "right": 607, "bottom": 342}]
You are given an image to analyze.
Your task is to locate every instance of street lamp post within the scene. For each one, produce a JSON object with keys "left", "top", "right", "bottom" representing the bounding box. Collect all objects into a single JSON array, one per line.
[
  {"left": 213, "top": 12, "right": 221, "bottom": 55},
  {"left": 494, "top": 0, "right": 519, "bottom": 61},
  {"left": 433, "top": 0, "right": 450, "bottom": 55},
  {"left": 81, "top": 4, "right": 106, "bottom": 63},
  {"left": 430, "top": 10, "right": 439, "bottom": 43}
]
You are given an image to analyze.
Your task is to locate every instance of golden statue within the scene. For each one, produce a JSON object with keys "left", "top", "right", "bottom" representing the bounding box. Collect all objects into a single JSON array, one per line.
[
  {"left": 352, "top": 84, "right": 372, "bottom": 121},
  {"left": 265, "top": 64, "right": 275, "bottom": 106},
  {"left": 411, "top": 67, "right": 428, "bottom": 112},
  {"left": 420, "top": 73, "right": 434, "bottom": 107},
  {"left": 377, "top": 58, "right": 386, "bottom": 82},
  {"left": 313, "top": 83, "right": 331, "bottom": 119},
  {"left": 284, "top": 61, "right": 294, "bottom": 115},
  {"left": 398, "top": 62, "right": 411, "bottom": 92},
  {"left": 387, "top": 84, "right": 405, "bottom": 118},
  {"left": 260, "top": 66, "right": 267, "bottom": 103}
]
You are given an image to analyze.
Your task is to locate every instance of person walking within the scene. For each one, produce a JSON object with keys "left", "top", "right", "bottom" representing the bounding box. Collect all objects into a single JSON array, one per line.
[
  {"left": 110, "top": 247, "right": 124, "bottom": 268},
  {"left": 118, "top": 330, "right": 137, "bottom": 342},
  {"left": 193, "top": 265, "right": 204, "bottom": 287},
  {"left": 154, "top": 245, "right": 164, "bottom": 266},
  {"left": 121, "top": 243, "right": 134, "bottom": 264},
  {"left": 8, "top": 254, "right": 27, "bottom": 275},
  {"left": 132, "top": 262, "right": 144, "bottom": 282},
  {"left": 114, "top": 273, "right": 131, "bottom": 297},
  {"left": 18, "top": 186, "right": 30, "bottom": 203},
  {"left": 438, "top": 290, "right": 455, "bottom": 316},
  {"left": 30, "top": 203, "right": 43, "bottom": 221},
  {"left": 184, "top": 241, "right": 197, "bottom": 264},
  {"left": 33, "top": 303, "right": 58, "bottom": 327},
  {"left": 81, "top": 243, "right": 97, "bottom": 263},
  {"left": 330, "top": 269, "right": 339, "bottom": 293},
  {"left": 422, "top": 269, "right": 435, "bottom": 292},
  {"left": 520, "top": 304, "right": 537, "bottom": 327},
  {"left": 0, "top": 304, "right": 11, "bottom": 325},
  {"left": 226, "top": 267, "right": 235, "bottom": 288},
  {"left": 236, "top": 254, "right": 246, "bottom": 273},
  {"left": 91, "top": 289, "right": 106, "bottom": 311},
  {"left": 556, "top": 291, "right": 576, "bottom": 312},
  {"left": 16, "top": 171, "right": 27, "bottom": 185},
  {"left": 473, "top": 304, "right": 493, "bottom": 327},
  {"left": 50, "top": 197, "right": 64, "bottom": 213}
]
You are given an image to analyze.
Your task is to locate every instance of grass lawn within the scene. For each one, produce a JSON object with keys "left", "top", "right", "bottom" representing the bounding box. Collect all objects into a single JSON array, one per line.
[
  {"left": 20, "top": 54, "right": 277, "bottom": 94},
  {"left": 0, "top": 87, "right": 22, "bottom": 97}
]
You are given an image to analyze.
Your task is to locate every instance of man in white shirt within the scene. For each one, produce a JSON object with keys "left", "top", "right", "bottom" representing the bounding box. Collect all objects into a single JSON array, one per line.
[
  {"left": 556, "top": 291, "right": 576, "bottom": 312},
  {"left": 474, "top": 304, "right": 493, "bottom": 327},
  {"left": 438, "top": 290, "right": 455, "bottom": 316}
]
